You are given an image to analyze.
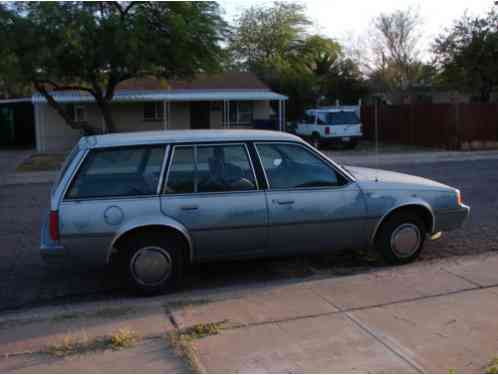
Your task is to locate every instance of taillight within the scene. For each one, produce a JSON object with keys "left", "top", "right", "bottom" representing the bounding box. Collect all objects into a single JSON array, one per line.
[
  {"left": 49, "top": 210, "right": 59, "bottom": 241},
  {"left": 325, "top": 127, "right": 330, "bottom": 135}
]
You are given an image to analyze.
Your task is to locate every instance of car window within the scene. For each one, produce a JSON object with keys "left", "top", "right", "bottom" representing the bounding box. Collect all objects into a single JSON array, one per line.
[
  {"left": 66, "top": 146, "right": 165, "bottom": 199},
  {"left": 164, "top": 146, "right": 195, "bottom": 194},
  {"left": 197, "top": 145, "right": 256, "bottom": 193},
  {"left": 256, "top": 143, "right": 344, "bottom": 189},
  {"left": 165, "top": 144, "right": 257, "bottom": 194},
  {"left": 317, "top": 112, "right": 328, "bottom": 125}
]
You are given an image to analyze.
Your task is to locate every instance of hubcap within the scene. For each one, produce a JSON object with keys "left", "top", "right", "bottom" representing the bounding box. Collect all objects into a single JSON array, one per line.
[
  {"left": 130, "top": 246, "right": 172, "bottom": 286},
  {"left": 390, "top": 223, "right": 421, "bottom": 258}
]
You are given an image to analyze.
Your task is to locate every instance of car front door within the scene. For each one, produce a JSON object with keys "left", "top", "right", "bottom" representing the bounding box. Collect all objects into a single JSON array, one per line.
[
  {"left": 255, "top": 142, "right": 367, "bottom": 254},
  {"left": 160, "top": 143, "right": 268, "bottom": 260}
]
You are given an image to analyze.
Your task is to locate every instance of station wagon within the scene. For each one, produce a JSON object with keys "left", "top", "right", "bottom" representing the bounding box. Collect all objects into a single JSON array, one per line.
[{"left": 41, "top": 130, "right": 470, "bottom": 294}]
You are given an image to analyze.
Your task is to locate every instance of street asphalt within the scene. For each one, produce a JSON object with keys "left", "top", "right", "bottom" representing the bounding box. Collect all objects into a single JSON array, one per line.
[{"left": 0, "top": 157, "right": 496, "bottom": 312}]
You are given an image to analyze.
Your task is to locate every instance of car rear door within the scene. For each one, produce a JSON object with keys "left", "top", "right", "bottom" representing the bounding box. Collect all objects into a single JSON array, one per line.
[
  {"left": 58, "top": 145, "right": 167, "bottom": 265},
  {"left": 160, "top": 143, "right": 268, "bottom": 260},
  {"left": 255, "top": 142, "right": 368, "bottom": 254}
]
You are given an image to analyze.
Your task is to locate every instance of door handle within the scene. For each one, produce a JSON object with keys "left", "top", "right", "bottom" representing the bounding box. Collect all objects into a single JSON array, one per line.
[
  {"left": 276, "top": 199, "right": 295, "bottom": 205},
  {"left": 180, "top": 204, "right": 199, "bottom": 211}
]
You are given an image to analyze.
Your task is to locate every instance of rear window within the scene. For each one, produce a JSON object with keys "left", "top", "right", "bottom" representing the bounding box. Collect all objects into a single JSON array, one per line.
[
  {"left": 326, "top": 111, "right": 360, "bottom": 125},
  {"left": 66, "top": 146, "right": 165, "bottom": 199},
  {"left": 54, "top": 145, "right": 79, "bottom": 188}
]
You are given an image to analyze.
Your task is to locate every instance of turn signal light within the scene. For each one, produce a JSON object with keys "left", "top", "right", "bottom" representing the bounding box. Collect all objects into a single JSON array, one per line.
[{"left": 49, "top": 210, "right": 60, "bottom": 241}]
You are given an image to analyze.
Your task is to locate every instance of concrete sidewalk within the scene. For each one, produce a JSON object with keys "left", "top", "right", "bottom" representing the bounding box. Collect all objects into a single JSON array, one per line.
[
  {"left": 1, "top": 253, "right": 498, "bottom": 372},
  {"left": 173, "top": 253, "right": 498, "bottom": 373}
]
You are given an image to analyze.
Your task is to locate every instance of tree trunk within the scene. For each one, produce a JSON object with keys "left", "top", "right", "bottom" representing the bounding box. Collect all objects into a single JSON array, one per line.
[
  {"left": 94, "top": 99, "right": 116, "bottom": 133},
  {"left": 34, "top": 83, "right": 98, "bottom": 135}
]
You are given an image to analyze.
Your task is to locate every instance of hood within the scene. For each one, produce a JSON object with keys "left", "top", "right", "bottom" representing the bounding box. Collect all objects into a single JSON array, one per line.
[{"left": 345, "top": 165, "right": 451, "bottom": 190}]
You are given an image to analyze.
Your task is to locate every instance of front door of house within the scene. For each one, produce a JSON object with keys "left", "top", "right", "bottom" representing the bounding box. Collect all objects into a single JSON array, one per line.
[{"left": 190, "top": 102, "right": 211, "bottom": 129}]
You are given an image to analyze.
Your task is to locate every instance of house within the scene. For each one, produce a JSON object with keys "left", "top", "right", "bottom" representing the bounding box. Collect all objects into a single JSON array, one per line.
[{"left": 31, "top": 72, "right": 288, "bottom": 152}]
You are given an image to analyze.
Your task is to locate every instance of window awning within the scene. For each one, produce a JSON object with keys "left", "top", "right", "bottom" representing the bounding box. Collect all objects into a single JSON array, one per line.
[{"left": 32, "top": 89, "right": 287, "bottom": 104}]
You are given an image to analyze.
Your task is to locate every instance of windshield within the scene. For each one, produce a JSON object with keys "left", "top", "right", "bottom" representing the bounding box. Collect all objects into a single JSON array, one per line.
[{"left": 326, "top": 111, "right": 360, "bottom": 125}]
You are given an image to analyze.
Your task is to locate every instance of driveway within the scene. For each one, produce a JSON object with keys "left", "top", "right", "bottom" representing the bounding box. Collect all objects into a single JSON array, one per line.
[{"left": 0, "top": 157, "right": 497, "bottom": 311}]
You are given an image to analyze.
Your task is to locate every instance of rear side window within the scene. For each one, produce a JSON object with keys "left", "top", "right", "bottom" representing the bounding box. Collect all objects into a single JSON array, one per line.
[
  {"left": 66, "top": 146, "right": 165, "bottom": 199},
  {"left": 164, "top": 144, "right": 257, "bottom": 194}
]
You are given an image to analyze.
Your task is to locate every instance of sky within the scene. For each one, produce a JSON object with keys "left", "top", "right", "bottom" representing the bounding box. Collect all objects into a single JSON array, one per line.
[{"left": 219, "top": 0, "right": 494, "bottom": 59}]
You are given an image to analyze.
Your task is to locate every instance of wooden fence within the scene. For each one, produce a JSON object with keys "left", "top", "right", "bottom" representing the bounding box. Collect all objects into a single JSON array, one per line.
[{"left": 360, "top": 104, "right": 498, "bottom": 149}]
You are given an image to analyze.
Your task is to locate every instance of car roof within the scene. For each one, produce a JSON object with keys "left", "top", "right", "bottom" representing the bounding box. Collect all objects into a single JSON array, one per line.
[{"left": 78, "top": 129, "right": 303, "bottom": 149}]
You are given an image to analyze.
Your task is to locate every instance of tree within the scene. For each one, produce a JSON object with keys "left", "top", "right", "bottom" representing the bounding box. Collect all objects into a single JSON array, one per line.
[
  {"left": 229, "top": 3, "right": 367, "bottom": 119},
  {"left": 0, "top": 2, "right": 227, "bottom": 134},
  {"left": 297, "top": 35, "right": 367, "bottom": 106},
  {"left": 229, "top": 1, "right": 310, "bottom": 74},
  {"left": 434, "top": 9, "right": 498, "bottom": 102},
  {"left": 366, "top": 8, "right": 424, "bottom": 96}
]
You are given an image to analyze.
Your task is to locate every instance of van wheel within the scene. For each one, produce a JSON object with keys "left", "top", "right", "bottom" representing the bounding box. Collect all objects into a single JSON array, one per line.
[
  {"left": 311, "top": 134, "right": 321, "bottom": 149},
  {"left": 345, "top": 140, "right": 358, "bottom": 149},
  {"left": 124, "top": 232, "right": 184, "bottom": 295},
  {"left": 375, "top": 212, "right": 426, "bottom": 264}
]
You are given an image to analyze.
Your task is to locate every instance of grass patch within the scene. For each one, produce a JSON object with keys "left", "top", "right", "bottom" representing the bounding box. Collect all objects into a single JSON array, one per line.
[
  {"left": 166, "top": 321, "right": 228, "bottom": 373},
  {"left": 47, "top": 328, "right": 139, "bottom": 357},
  {"left": 486, "top": 356, "right": 498, "bottom": 374},
  {"left": 16, "top": 153, "right": 66, "bottom": 172}
]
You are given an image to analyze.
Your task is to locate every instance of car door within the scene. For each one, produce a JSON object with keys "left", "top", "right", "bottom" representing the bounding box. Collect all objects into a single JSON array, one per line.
[
  {"left": 58, "top": 145, "right": 167, "bottom": 265},
  {"left": 255, "top": 142, "right": 368, "bottom": 255},
  {"left": 160, "top": 143, "right": 268, "bottom": 260}
]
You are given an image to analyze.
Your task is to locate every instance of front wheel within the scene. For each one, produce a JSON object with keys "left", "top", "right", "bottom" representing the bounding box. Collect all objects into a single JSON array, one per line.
[{"left": 375, "top": 212, "right": 426, "bottom": 264}]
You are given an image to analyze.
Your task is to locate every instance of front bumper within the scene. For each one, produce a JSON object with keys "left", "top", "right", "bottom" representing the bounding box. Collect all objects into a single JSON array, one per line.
[
  {"left": 435, "top": 204, "right": 471, "bottom": 232},
  {"left": 40, "top": 222, "right": 66, "bottom": 264}
]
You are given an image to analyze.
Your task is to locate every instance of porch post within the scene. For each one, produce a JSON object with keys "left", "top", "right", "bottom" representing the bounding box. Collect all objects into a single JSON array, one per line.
[
  {"left": 278, "top": 100, "right": 283, "bottom": 131},
  {"left": 223, "top": 100, "right": 226, "bottom": 128},
  {"left": 283, "top": 100, "right": 286, "bottom": 132},
  {"left": 163, "top": 101, "right": 167, "bottom": 130}
]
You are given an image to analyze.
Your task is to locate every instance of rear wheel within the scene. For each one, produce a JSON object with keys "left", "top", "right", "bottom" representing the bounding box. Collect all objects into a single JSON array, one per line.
[
  {"left": 122, "top": 231, "right": 184, "bottom": 295},
  {"left": 375, "top": 212, "right": 426, "bottom": 264}
]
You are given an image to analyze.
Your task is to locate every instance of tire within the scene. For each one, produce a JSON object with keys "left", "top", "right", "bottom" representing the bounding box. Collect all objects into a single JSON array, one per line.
[
  {"left": 345, "top": 140, "right": 358, "bottom": 149},
  {"left": 311, "top": 134, "right": 321, "bottom": 149},
  {"left": 375, "top": 212, "right": 426, "bottom": 264},
  {"left": 123, "top": 231, "right": 184, "bottom": 295}
]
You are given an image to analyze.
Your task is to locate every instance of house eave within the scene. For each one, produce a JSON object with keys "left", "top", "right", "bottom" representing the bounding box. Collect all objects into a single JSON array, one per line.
[{"left": 32, "top": 89, "right": 288, "bottom": 104}]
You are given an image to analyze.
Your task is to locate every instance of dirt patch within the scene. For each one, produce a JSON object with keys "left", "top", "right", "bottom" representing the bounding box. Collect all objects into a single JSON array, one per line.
[
  {"left": 16, "top": 153, "right": 66, "bottom": 172},
  {"left": 47, "top": 328, "right": 139, "bottom": 357}
]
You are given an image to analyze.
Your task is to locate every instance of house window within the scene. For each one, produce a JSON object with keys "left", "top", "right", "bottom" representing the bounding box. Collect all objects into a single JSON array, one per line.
[
  {"left": 229, "top": 102, "right": 253, "bottom": 126},
  {"left": 67, "top": 104, "right": 86, "bottom": 123},
  {"left": 144, "top": 102, "right": 164, "bottom": 121}
]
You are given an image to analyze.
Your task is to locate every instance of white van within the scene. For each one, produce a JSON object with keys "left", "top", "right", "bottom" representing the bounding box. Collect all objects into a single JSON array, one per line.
[{"left": 295, "top": 107, "right": 363, "bottom": 149}]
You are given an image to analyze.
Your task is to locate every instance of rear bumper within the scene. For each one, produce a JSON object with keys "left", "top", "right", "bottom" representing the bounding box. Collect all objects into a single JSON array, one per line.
[
  {"left": 40, "top": 222, "right": 67, "bottom": 264},
  {"left": 434, "top": 204, "right": 470, "bottom": 232}
]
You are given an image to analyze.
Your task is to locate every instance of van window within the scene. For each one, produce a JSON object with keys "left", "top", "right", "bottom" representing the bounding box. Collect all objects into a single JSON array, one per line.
[
  {"left": 66, "top": 146, "right": 165, "bottom": 199},
  {"left": 327, "top": 111, "right": 360, "bottom": 125}
]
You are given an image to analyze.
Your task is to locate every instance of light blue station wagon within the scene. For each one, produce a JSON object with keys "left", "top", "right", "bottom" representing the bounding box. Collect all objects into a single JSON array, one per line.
[{"left": 41, "top": 130, "right": 470, "bottom": 294}]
